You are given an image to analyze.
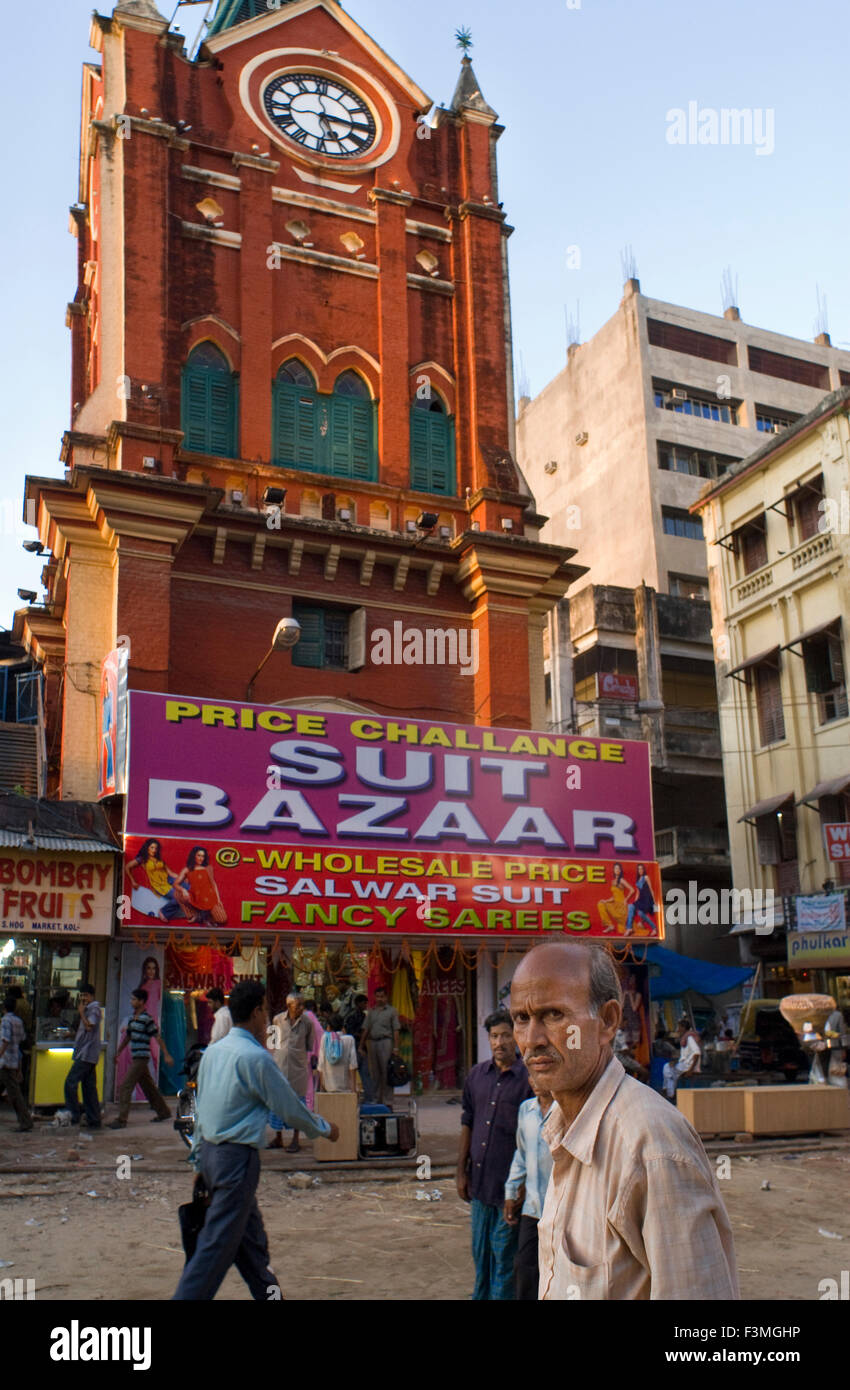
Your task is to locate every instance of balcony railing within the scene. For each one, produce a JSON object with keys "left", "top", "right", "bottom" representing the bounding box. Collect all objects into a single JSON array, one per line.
[{"left": 655, "top": 826, "right": 730, "bottom": 870}]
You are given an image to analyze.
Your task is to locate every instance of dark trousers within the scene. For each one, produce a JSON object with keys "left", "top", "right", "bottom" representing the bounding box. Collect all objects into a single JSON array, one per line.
[
  {"left": 0, "top": 1067, "right": 32, "bottom": 1129},
  {"left": 514, "top": 1214, "right": 540, "bottom": 1301},
  {"left": 64, "top": 1059, "right": 100, "bottom": 1126},
  {"left": 173, "top": 1141, "right": 281, "bottom": 1301}
]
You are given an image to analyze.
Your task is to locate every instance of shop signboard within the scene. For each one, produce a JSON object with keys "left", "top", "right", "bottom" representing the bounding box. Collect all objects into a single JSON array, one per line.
[
  {"left": 98, "top": 646, "right": 129, "bottom": 799},
  {"left": 598, "top": 672, "right": 638, "bottom": 702},
  {"left": 794, "top": 894, "right": 847, "bottom": 934},
  {"left": 787, "top": 928, "right": 850, "bottom": 969},
  {"left": 122, "top": 691, "right": 661, "bottom": 939},
  {"left": 824, "top": 823, "right": 850, "bottom": 862},
  {"left": 0, "top": 849, "right": 115, "bottom": 936}
]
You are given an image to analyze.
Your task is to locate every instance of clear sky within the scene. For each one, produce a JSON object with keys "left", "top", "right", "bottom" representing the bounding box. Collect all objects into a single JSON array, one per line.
[{"left": 2, "top": 0, "right": 847, "bottom": 631}]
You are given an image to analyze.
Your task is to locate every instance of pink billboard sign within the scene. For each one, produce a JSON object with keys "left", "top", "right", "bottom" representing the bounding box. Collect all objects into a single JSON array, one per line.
[
  {"left": 125, "top": 692, "right": 656, "bottom": 860},
  {"left": 122, "top": 692, "right": 661, "bottom": 938}
]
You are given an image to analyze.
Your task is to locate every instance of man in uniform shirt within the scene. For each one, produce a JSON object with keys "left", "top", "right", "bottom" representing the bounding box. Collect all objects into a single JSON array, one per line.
[
  {"left": 510, "top": 942, "right": 738, "bottom": 1301},
  {"left": 64, "top": 982, "right": 103, "bottom": 1128},
  {"left": 457, "top": 1009, "right": 532, "bottom": 1300},
  {"left": 358, "top": 986, "right": 401, "bottom": 1107}
]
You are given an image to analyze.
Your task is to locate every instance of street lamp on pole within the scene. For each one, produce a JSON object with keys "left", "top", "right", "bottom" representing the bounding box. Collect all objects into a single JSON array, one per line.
[{"left": 246, "top": 618, "right": 301, "bottom": 701}]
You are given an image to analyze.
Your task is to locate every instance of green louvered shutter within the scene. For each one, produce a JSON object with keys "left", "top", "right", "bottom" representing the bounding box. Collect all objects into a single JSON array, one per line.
[
  {"left": 273, "top": 381, "right": 297, "bottom": 468},
  {"left": 274, "top": 380, "right": 321, "bottom": 470},
  {"left": 209, "top": 376, "right": 237, "bottom": 458},
  {"left": 182, "top": 371, "right": 210, "bottom": 453},
  {"left": 329, "top": 396, "right": 354, "bottom": 477},
  {"left": 296, "top": 391, "right": 319, "bottom": 470},
  {"left": 350, "top": 400, "right": 376, "bottom": 480},
  {"left": 181, "top": 356, "right": 236, "bottom": 458},
  {"left": 292, "top": 606, "right": 323, "bottom": 668},
  {"left": 410, "top": 409, "right": 455, "bottom": 495}
]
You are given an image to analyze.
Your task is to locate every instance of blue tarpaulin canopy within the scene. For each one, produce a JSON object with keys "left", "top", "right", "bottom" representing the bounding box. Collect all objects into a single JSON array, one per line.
[{"left": 636, "top": 944, "right": 756, "bottom": 1000}]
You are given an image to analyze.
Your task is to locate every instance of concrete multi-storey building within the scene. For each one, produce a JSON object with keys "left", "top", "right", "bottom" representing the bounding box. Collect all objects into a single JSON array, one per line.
[
  {"left": 520, "top": 281, "right": 850, "bottom": 966},
  {"left": 546, "top": 580, "right": 731, "bottom": 960},
  {"left": 693, "top": 387, "right": 850, "bottom": 1002},
  {"left": 517, "top": 278, "right": 850, "bottom": 599}
]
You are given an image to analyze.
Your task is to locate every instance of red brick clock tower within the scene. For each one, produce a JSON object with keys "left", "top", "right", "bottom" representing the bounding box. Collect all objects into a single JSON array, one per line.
[{"left": 22, "top": 0, "right": 583, "bottom": 800}]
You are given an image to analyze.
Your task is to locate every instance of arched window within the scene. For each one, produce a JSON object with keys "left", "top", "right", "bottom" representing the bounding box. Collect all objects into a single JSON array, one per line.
[
  {"left": 180, "top": 343, "right": 238, "bottom": 458},
  {"left": 272, "top": 363, "right": 377, "bottom": 480},
  {"left": 333, "top": 370, "right": 370, "bottom": 398},
  {"left": 273, "top": 359, "right": 319, "bottom": 470},
  {"left": 410, "top": 392, "right": 455, "bottom": 495}
]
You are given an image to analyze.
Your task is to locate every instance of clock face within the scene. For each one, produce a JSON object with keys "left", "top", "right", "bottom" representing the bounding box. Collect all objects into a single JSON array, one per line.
[{"left": 263, "top": 73, "right": 377, "bottom": 159}]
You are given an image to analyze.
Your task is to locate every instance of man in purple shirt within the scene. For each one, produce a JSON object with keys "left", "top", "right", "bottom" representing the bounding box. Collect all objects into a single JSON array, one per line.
[{"left": 457, "top": 1009, "right": 532, "bottom": 1300}]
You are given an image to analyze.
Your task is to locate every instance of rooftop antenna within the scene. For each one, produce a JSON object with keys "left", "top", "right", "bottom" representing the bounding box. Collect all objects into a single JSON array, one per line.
[
  {"left": 814, "top": 284, "right": 829, "bottom": 340},
  {"left": 620, "top": 244, "right": 638, "bottom": 284},
  {"left": 720, "top": 265, "right": 739, "bottom": 313},
  {"left": 516, "top": 351, "right": 531, "bottom": 401},
  {"left": 565, "top": 302, "right": 581, "bottom": 354}
]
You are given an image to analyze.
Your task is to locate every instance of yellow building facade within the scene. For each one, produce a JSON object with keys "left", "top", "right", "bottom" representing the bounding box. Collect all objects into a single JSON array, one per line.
[{"left": 695, "top": 387, "right": 850, "bottom": 1002}]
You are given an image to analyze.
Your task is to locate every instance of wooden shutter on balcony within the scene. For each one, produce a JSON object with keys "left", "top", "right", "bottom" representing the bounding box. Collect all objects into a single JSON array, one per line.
[
  {"left": 755, "top": 813, "right": 780, "bottom": 865},
  {"left": 754, "top": 662, "right": 785, "bottom": 745}
]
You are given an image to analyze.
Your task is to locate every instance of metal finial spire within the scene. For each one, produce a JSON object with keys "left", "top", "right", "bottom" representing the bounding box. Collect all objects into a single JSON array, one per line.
[{"left": 455, "top": 26, "right": 473, "bottom": 52}]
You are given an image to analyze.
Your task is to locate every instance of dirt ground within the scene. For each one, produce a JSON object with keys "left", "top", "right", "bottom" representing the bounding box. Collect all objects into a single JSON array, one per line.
[{"left": 1, "top": 1106, "right": 849, "bottom": 1301}]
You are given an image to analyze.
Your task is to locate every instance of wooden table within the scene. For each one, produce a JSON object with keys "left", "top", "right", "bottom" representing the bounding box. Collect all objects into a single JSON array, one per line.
[{"left": 677, "top": 1083, "right": 850, "bottom": 1137}]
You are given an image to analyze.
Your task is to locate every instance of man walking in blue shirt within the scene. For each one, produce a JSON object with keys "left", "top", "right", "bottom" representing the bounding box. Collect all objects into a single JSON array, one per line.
[
  {"left": 173, "top": 980, "right": 339, "bottom": 1301},
  {"left": 457, "top": 1009, "right": 532, "bottom": 1300},
  {"left": 503, "top": 1077, "right": 554, "bottom": 1300}
]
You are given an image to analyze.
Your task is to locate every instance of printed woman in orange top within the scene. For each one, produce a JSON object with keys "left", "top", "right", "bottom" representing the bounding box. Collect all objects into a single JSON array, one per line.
[
  {"left": 174, "top": 846, "right": 226, "bottom": 926},
  {"left": 598, "top": 862, "right": 636, "bottom": 935}
]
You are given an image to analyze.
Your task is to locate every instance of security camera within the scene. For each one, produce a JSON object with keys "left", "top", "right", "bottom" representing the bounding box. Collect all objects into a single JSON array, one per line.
[
  {"left": 22, "top": 541, "right": 44, "bottom": 554},
  {"left": 17, "top": 589, "right": 37, "bottom": 603},
  {"left": 416, "top": 511, "right": 439, "bottom": 531}
]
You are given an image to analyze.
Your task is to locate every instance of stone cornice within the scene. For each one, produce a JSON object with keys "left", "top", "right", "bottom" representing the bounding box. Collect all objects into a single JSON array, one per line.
[
  {"left": 85, "top": 480, "right": 209, "bottom": 550},
  {"left": 368, "top": 187, "right": 414, "bottom": 209},
  {"left": 232, "top": 152, "right": 280, "bottom": 174},
  {"left": 272, "top": 187, "right": 376, "bottom": 223},
  {"left": 106, "top": 421, "right": 185, "bottom": 451},
  {"left": 457, "top": 200, "right": 506, "bottom": 224},
  {"left": 465, "top": 486, "right": 527, "bottom": 509},
  {"left": 406, "top": 273, "right": 454, "bottom": 296},
  {"left": 61, "top": 431, "right": 107, "bottom": 464},
  {"left": 453, "top": 539, "right": 585, "bottom": 604},
  {"left": 268, "top": 242, "right": 377, "bottom": 278},
  {"left": 181, "top": 222, "right": 242, "bottom": 249}
]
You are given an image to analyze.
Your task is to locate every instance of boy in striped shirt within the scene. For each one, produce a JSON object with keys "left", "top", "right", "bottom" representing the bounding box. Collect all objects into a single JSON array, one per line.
[{"left": 109, "top": 989, "right": 173, "bottom": 1128}]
